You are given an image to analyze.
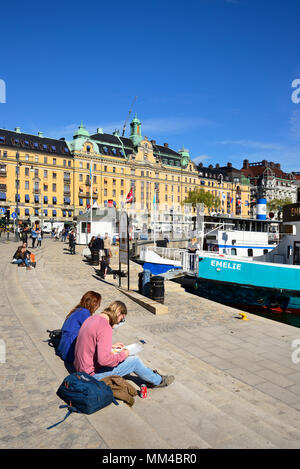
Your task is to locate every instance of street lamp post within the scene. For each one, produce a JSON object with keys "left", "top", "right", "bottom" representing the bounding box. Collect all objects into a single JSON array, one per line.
[{"left": 15, "top": 152, "right": 21, "bottom": 242}]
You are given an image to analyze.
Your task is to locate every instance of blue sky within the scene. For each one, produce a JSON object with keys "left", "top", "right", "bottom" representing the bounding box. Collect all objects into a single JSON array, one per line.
[{"left": 1, "top": 0, "right": 300, "bottom": 171}]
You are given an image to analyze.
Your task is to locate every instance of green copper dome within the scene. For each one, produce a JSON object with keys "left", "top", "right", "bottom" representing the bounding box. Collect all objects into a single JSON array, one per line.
[{"left": 73, "top": 121, "right": 90, "bottom": 139}]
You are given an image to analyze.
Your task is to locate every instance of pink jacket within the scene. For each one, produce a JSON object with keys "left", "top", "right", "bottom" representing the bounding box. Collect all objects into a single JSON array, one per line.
[{"left": 74, "top": 315, "right": 127, "bottom": 375}]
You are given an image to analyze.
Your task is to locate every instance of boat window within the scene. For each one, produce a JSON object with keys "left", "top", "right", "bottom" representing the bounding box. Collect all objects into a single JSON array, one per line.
[
  {"left": 294, "top": 242, "right": 300, "bottom": 265},
  {"left": 263, "top": 249, "right": 268, "bottom": 255},
  {"left": 287, "top": 246, "right": 292, "bottom": 258},
  {"left": 248, "top": 249, "right": 253, "bottom": 257},
  {"left": 231, "top": 248, "right": 237, "bottom": 255}
]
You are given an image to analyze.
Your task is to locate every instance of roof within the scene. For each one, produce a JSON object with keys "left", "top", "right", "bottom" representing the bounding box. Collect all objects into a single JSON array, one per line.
[
  {"left": 241, "top": 164, "right": 294, "bottom": 180},
  {"left": 0, "top": 128, "right": 70, "bottom": 156}
]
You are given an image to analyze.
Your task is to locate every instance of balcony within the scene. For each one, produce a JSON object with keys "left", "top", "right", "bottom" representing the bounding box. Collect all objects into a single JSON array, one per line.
[
  {"left": 78, "top": 192, "right": 91, "bottom": 198},
  {"left": 33, "top": 189, "right": 41, "bottom": 194},
  {"left": 0, "top": 170, "right": 7, "bottom": 178}
]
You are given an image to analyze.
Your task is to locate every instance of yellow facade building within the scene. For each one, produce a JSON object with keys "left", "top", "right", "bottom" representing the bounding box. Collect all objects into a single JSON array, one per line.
[{"left": 0, "top": 116, "right": 250, "bottom": 229}]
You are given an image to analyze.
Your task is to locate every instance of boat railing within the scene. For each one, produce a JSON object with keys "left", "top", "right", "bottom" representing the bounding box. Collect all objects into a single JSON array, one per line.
[
  {"left": 182, "top": 251, "right": 199, "bottom": 275},
  {"left": 144, "top": 246, "right": 187, "bottom": 262}
]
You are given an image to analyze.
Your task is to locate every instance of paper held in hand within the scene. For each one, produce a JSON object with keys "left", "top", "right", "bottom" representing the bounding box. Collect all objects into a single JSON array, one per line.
[{"left": 112, "top": 343, "right": 143, "bottom": 355}]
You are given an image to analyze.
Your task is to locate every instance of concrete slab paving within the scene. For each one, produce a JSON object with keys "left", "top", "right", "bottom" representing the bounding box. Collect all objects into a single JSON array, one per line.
[{"left": 1, "top": 238, "right": 300, "bottom": 449}]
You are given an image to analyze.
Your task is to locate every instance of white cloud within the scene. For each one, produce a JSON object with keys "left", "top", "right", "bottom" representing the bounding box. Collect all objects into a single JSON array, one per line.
[
  {"left": 44, "top": 115, "right": 214, "bottom": 140},
  {"left": 192, "top": 154, "right": 210, "bottom": 164},
  {"left": 217, "top": 139, "right": 284, "bottom": 151}
]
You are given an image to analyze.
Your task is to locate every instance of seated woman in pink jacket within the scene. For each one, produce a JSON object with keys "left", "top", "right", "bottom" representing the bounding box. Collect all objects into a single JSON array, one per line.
[{"left": 74, "top": 301, "right": 174, "bottom": 388}]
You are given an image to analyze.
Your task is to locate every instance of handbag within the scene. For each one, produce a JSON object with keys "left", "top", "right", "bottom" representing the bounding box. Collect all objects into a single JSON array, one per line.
[{"left": 46, "top": 329, "right": 62, "bottom": 351}]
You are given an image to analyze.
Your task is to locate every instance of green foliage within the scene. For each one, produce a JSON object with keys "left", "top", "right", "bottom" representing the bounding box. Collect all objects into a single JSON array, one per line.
[
  {"left": 267, "top": 197, "right": 292, "bottom": 213},
  {"left": 182, "top": 188, "right": 221, "bottom": 210}
]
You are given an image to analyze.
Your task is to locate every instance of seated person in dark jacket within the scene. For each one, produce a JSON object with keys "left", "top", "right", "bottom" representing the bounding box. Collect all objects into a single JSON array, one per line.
[
  {"left": 13, "top": 242, "right": 32, "bottom": 268},
  {"left": 100, "top": 255, "right": 111, "bottom": 279}
]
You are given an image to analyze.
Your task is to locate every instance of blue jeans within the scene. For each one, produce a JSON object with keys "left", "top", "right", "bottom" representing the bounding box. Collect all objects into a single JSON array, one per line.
[
  {"left": 93, "top": 356, "right": 162, "bottom": 386},
  {"left": 16, "top": 258, "right": 30, "bottom": 267}
]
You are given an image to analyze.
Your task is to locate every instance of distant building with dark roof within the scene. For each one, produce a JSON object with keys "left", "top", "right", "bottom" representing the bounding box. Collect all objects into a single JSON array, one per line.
[{"left": 241, "top": 159, "right": 297, "bottom": 209}]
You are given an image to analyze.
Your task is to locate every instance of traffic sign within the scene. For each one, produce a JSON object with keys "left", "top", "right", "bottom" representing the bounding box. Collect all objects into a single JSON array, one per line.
[
  {"left": 11, "top": 212, "right": 17, "bottom": 219},
  {"left": 0, "top": 208, "right": 6, "bottom": 214}
]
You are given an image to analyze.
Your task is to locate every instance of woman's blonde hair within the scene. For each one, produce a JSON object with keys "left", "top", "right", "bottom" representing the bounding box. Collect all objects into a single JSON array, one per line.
[
  {"left": 65, "top": 290, "right": 101, "bottom": 319},
  {"left": 102, "top": 300, "right": 127, "bottom": 327}
]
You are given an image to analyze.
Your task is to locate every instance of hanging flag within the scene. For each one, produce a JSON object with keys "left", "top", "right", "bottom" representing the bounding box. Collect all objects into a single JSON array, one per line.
[
  {"left": 153, "top": 190, "right": 156, "bottom": 206},
  {"left": 126, "top": 187, "right": 133, "bottom": 203},
  {"left": 237, "top": 199, "right": 241, "bottom": 206},
  {"left": 245, "top": 200, "right": 249, "bottom": 206},
  {"left": 230, "top": 197, "right": 234, "bottom": 204},
  {"left": 222, "top": 193, "right": 226, "bottom": 201}
]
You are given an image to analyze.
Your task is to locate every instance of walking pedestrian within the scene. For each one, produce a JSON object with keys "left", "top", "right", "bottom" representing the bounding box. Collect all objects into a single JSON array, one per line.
[
  {"left": 31, "top": 227, "right": 37, "bottom": 248},
  {"left": 37, "top": 229, "right": 42, "bottom": 248},
  {"left": 104, "top": 232, "right": 112, "bottom": 257},
  {"left": 69, "top": 230, "right": 76, "bottom": 254}
]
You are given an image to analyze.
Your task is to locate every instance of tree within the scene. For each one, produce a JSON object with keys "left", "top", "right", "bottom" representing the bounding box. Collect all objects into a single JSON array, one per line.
[
  {"left": 267, "top": 197, "right": 292, "bottom": 218},
  {"left": 182, "top": 188, "right": 221, "bottom": 211}
]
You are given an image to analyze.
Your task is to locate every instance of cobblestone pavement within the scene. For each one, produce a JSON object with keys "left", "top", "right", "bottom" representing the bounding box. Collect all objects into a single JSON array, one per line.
[{"left": 1, "top": 238, "right": 300, "bottom": 449}]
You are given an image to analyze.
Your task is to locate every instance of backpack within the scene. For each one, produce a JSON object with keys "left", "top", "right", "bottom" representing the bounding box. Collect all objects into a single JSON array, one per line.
[
  {"left": 46, "top": 329, "right": 62, "bottom": 351},
  {"left": 47, "top": 372, "right": 118, "bottom": 429}
]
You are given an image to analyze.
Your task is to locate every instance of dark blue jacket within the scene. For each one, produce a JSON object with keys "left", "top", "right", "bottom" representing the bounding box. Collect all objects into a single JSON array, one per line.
[{"left": 56, "top": 307, "right": 91, "bottom": 363}]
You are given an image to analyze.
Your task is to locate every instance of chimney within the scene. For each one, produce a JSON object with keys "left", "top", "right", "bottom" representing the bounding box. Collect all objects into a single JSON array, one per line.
[
  {"left": 164, "top": 143, "right": 169, "bottom": 148},
  {"left": 227, "top": 162, "right": 232, "bottom": 168},
  {"left": 243, "top": 159, "right": 249, "bottom": 169},
  {"left": 198, "top": 163, "right": 203, "bottom": 169},
  {"left": 15, "top": 127, "right": 21, "bottom": 133},
  {"left": 262, "top": 160, "right": 267, "bottom": 167},
  {"left": 97, "top": 128, "right": 104, "bottom": 134},
  {"left": 215, "top": 163, "right": 220, "bottom": 169},
  {"left": 209, "top": 164, "right": 213, "bottom": 169},
  {"left": 151, "top": 139, "right": 156, "bottom": 145},
  {"left": 38, "top": 131, "right": 44, "bottom": 138},
  {"left": 276, "top": 163, "right": 281, "bottom": 169},
  {"left": 270, "top": 161, "right": 274, "bottom": 168}
]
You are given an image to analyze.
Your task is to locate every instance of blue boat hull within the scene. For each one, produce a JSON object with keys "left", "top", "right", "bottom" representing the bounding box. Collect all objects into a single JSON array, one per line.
[
  {"left": 187, "top": 256, "right": 300, "bottom": 314},
  {"left": 186, "top": 278, "right": 300, "bottom": 314}
]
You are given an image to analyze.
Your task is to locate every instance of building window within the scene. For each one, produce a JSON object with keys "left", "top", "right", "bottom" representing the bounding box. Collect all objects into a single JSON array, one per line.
[
  {"left": 79, "top": 174, "right": 83, "bottom": 181},
  {"left": 25, "top": 181, "right": 29, "bottom": 190},
  {"left": 44, "top": 170, "right": 48, "bottom": 178},
  {"left": 25, "top": 167, "right": 29, "bottom": 176},
  {"left": 53, "top": 158, "right": 56, "bottom": 165},
  {"left": 44, "top": 156, "right": 48, "bottom": 164},
  {"left": 52, "top": 183, "right": 56, "bottom": 192}
]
